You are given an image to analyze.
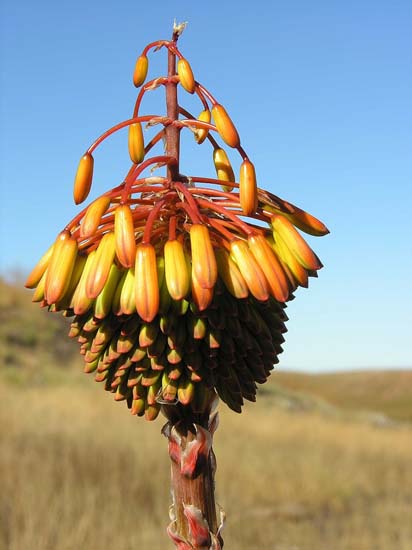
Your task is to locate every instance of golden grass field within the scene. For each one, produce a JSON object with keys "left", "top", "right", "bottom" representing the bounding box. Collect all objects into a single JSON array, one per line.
[{"left": 1, "top": 279, "right": 411, "bottom": 549}]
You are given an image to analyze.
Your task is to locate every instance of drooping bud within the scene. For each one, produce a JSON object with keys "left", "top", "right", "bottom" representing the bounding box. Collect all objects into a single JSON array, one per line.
[
  {"left": 70, "top": 250, "right": 97, "bottom": 315},
  {"left": 213, "top": 148, "right": 235, "bottom": 191},
  {"left": 45, "top": 232, "right": 78, "bottom": 304},
  {"left": 191, "top": 271, "right": 214, "bottom": 311},
  {"left": 230, "top": 239, "right": 269, "bottom": 301},
  {"left": 269, "top": 236, "right": 308, "bottom": 288},
  {"left": 114, "top": 204, "right": 136, "bottom": 268},
  {"left": 239, "top": 159, "right": 258, "bottom": 216},
  {"left": 119, "top": 268, "right": 136, "bottom": 315},
  {"left": 215, "top": 247, "right": 248, "bottom": 299},
  {"left": 135, "top": 243, "right": 159, "bottom": 322},
  {"left": 177, "top": 376, "right": 195, "bottom": 405},
  {"left": 164, "top": 239, "right": 190, "bottom": 300},
  {"left": 284, "top": 207, "right": 330, "bottom": 237},
  {"left": 211, "top": 103, "right": 240, "bottom": 148},
  {"left": 128, "top": 122, "right": 145, "bottom": 164},
  {"left": 25, "top": 243, "right": 54, "bottom": 289},
  {"left": 189, "top": 224, "right": 217, "bottom": 290},
  {"left": 133, "top": 54, "right": 148, "bottom": 87},
  {"left": 73, "top": 153, "right": 94, "bottom": 205},
  {"left": 32, "top": 269, "right": 48, "bottom": 302},
  {"left": 94, "top": 263, "right": 123, "bottom": 319},
  {"left": 248, "top": 234, "right": 289, "bottom": 302},
  {"left": 271, "top": 215, "right": 322, "bottom": 270},
  {"left": 85, "top": 232, "right": 116, "bottom": 299},
  {"left": 177, "top": 58, "right": 195, "bottom": 94},
  {"left": 80, "top": 196, "right": 111, "bottom": 239},
  {"left": 194, "top": 109, "right": 211, "bottom": 144},
  {"left": 56, "top": 253, "right": 87, "bottom": 310}
]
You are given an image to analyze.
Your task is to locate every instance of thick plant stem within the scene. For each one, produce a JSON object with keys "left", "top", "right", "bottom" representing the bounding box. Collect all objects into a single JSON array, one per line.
[
  {"left": 165, "top": 33, "right": 180, "bottom": 182},
  {"left": 162, "top": 400, "right": 224, "bottom": 549}
]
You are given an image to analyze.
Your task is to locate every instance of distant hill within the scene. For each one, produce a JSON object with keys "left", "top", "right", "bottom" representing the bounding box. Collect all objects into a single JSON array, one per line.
[
  {"left": 1, "top": 277, "right": 410, "bottom": 422},
  {"left": 0, "top": 277, "right": 78, "bottom": 372},
  {"left": 273, "top": 370, "right": 412, "bottom": 423}
]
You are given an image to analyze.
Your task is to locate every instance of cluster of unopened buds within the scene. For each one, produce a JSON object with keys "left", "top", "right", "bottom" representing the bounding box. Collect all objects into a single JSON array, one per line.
[{"left": 25, "top": 34, "right": 329, "bottom": 421}]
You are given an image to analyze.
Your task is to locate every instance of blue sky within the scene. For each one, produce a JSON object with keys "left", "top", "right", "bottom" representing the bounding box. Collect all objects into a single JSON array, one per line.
[{"left": 1, "top": 0, "right": 411, "bottom": 371}]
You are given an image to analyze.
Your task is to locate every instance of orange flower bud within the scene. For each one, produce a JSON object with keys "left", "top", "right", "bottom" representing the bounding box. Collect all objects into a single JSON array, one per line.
[
  {"left": 194, "top": 109, "right": 211, "bottom": 144},
  {"left": 269, "top": 236, "right": 308, "bottom": 289},
  {"left": 271, "top": 215, "right": 322, "bottom": 271},
  {"left": 25, "top": 243, "right": 54, "bottom": 289},
  {"left": 191, "top": 271, "right": 214, "bottom": 311},
  {"left": 80, "top": 196, "right": 111, "bottom": 239},
  {"left": 128, "top": 122, "right": 145, "bottom": 164},
  {"left": 73, "top": 153, "right": 94, "bottom": 205},
  {"left": 230, "top": 239, "right": 269, "bottom": 301},
  {"left": 133, "top": 54, "right": 148, "bottom": 87},
  {"left": 189, "top": 224, "right": 217, "bottom": 290},
  {"left": 248, "top": 234, "right": 289, "bottom": 302},
  {"left": 213, "top": 148, "right": 235, "bottom": 191},
  {"left": 211, "top": 103, "right": 240, "bottom": 148},
  {"left": 177, "top": 58, "right": 195, "bottom": 93},
  {"left": 164, "top": 239, "right": 190, "bottom": 300},
  {"left": 114, "top": 204, "right": 136, "bottom": 268},
  {"left": 135, "top": 243, "right": 159, "bottom": 322},
  {"left": 284, "top": 207, "right": 330, "bottom": 237},
  {"left": 239, "top": 159, "right": 258, "bottom": 216},
  {"left": 85, "top": 232, "right": 116, "bottom": 299},
  {"left": 215, "top": 248, "right": 248, "bottom": 299},
  {"left": 45, "top": 231, "right": 78, "bottom": 305}
]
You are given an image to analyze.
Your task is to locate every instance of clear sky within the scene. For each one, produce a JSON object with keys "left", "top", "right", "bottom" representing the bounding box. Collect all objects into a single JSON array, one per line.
[{"left": 1, "top": 0, "right": 411, "bottom": 371}]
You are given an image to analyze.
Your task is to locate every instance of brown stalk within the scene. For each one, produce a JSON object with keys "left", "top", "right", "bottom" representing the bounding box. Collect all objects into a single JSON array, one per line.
[{"left": 162, "top": 30, "right": 223, "bottom": 550}]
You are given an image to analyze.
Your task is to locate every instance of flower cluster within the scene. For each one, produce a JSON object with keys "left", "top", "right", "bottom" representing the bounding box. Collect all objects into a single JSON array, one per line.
[{"left": 25, "top": 36, "right": 328, "bottom": 420}]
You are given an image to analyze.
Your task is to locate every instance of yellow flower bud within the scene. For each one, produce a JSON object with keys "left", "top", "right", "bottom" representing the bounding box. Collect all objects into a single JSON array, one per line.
[
  {"left": 213, "top": 148, "right": 235, "bottom": 191},
  {"left": 177, "top": 58, "right": 195, "bottom": 93},
  {"left": 128, "top": 122, "right": 145, "bottom": 164}
]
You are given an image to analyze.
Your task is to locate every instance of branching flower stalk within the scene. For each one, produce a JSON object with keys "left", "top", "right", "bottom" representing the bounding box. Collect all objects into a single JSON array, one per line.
[{"left": 25, "top": 23, "right": 329, "bottom": 549}]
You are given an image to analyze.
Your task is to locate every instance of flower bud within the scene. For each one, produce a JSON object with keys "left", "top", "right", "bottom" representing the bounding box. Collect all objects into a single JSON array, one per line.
[
  {"left": 135, "top": 243, "right": 159, "bottom": 322},
  {"left": 177, "top": 58, "right": 195, "bottom": 93},
  {"left": 25, "top": 243, "right": 54, "bottom": 289},
  {"left": 248, "top": 234, "right": 289, "bottom": 302},
  {"left": 211, "top": 103, "right": 240, "bottom": 148},
  {"left": 189, "top": 224, "right": 217, "bottom": 290},
  {"left": 194, "top": 109, "right": 211, "bottom": 144},
  {"left": 80, "top": 196, "right": 111, "bottom": 239},
  {"left": 115, "top": 204, "right": 136, "bottom": 268},
  {"left": 164, "top": 239, "right": 190, "bottom": 300},
  {"left": 215, "top": 248, "right": 248, "bottom": 299},
  {"left": 128, "top": 122, "right": 145, "bottom": 164},
  {"left": 133, "top": 55, "right": 148, "bottom": 87},
  {"left": 85, "top": 232, "right": 116, "bottom": 299},
  {"left": 45, "top": 231, "right": 78, "bottom": 304},
  {"left": 213, "top": 148, "right": 235, "bottom": 191},
  {"left": 230, "top": 239, "right": 269, "bottom": 301},
  {"left": 239, "top": 159, "right": 258, "bottom": 216},
  {"left": 271, "top": 215, "right": 322, "bottom": 271},
  {"left": 73, "top": 153, "right": 94, "bottom": 205}
]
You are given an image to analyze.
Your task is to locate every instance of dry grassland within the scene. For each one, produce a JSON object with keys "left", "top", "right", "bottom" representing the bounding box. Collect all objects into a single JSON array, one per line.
[{"left": 1, "top": 370, "right": 411, "bottom": 550}]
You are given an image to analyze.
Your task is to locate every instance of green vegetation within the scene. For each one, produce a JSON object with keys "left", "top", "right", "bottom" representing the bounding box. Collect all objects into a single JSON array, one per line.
[{"left": 1, "top": 277, "right": 411, "bottom": 549}]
